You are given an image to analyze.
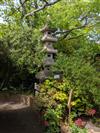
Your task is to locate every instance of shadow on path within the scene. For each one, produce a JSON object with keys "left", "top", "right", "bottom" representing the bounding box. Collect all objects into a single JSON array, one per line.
[{"left": 0, "top": 98, "right": 44, "bottom": 133}]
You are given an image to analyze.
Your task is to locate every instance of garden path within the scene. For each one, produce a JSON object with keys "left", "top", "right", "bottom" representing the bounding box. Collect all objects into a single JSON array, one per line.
[{"left": 0, "top": 94, "right": 44, "bottom": 133}]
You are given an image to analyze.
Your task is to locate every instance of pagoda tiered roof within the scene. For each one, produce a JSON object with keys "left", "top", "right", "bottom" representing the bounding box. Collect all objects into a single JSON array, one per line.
[
  {"left": 41, "top": 24, "right": 56, "bottom": 33},
  {"left": 41, "top": 34, "right": 57, "bottom": 42},
  {"left": 43, "top": 46, "right": 58, "bottom": 53},
  {"left": 35, "top": 69, "right": 53, "bottom": 80}
]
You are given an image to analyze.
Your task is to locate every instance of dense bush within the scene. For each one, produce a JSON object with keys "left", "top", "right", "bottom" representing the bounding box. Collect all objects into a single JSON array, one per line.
[{"left": 38, "top": 78, "right": 99, "bottom": 132}]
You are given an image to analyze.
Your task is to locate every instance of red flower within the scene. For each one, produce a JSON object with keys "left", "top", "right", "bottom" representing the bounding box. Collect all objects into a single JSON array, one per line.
[
  {"left": 75, "top": 118, "right": 83, "bottom": 127},
  {"left": 44, "top": 120, "right": 49, "bottom": 126},
  {"left": 87, "top": 109, "right": 96, "bottom": 116}
]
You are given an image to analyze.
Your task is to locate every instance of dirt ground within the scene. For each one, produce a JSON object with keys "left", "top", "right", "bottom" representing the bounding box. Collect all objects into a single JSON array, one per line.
[
  {"left": 0, "top": 94, "right": 44, "bottom": 133},
  {"left": 0, "top": 93, "right": 99, "bottom": 133}
]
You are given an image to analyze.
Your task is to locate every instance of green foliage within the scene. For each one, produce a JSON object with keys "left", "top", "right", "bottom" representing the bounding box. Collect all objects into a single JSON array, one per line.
[
  {"left": 44, "top": 108, "right": 60, "bottom": 133},
  {"left": 70, "top": 124, "right": 88, "bottom": 133},
  {"left": 39, "top": 79, "right": 68, "bottom": 133},
  {"left": 0, "top": 0, "right": 100, "bottom": 131},
  {"left": 38, "top": 78, "right": 99, "bottom": 132},
  {"left": 0, "top": 25, "right": 43, "bottom": 73},
  {"left": 53, "top": 42, "right": 100, "bottom": 107}
]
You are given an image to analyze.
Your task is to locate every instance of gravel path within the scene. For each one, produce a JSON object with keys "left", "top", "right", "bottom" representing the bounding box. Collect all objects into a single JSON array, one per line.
[{"left": 0, "top": 101, "right": 44, "bottom": 133}]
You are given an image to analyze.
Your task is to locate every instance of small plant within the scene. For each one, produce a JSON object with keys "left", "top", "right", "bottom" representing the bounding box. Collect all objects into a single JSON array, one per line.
[
  {"left": 70, "top": 124, "right": 88, "bottom": 133},
  {"left": 75, "top": 118, "right": 83, "bottom": 127},
  {"left": 86, "top": 109, "right": 96, "bottom": 116},
  {"left": 75, "top": 118, "right": 86, "bottom": 128}
]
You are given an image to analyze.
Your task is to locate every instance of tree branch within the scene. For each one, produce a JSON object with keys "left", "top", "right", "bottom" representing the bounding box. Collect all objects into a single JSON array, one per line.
[
  {"left": 67, "top": 34, "right": 85, "bottom": 40},
  {"left": 25, "top": 0, "right": 61, "bottom": 18},
  {"left": 63, "top": 23, "right": 96, "bottom": 41},
  {"left": 53, "top": 17, "right": 89, "bottom": 39},
  {"left": 19, "top": 0, "right": 28, "bottom": 18}
]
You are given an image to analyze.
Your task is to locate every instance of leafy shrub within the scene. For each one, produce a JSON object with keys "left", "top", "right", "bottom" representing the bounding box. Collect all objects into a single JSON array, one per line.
[
  {"left": 70, "top": 124, "right": 88, "bottom": 133},
  {"left": 38, "top": 79, "right": 99, "bottom": 132}
]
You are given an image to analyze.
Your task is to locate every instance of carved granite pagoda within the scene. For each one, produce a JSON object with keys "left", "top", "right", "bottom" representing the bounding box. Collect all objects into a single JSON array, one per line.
[{"left": 36, "top": 24, "right": 58, "bottom": 82}]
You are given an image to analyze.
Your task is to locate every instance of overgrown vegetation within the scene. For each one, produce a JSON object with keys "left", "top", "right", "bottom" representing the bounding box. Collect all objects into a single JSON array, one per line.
[
  {"left": 38, "top": 79, "right": 99, "bottom": 132},
  {"left": 0, "top": 0, "right": 100, "bottom": 132}
]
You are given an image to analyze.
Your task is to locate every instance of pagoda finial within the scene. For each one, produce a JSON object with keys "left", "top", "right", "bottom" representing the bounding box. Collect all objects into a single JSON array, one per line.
[
  {"left": 41, "top": 15, "right": 56, "bottom": 33},
  {"left": 46, "top": 14, "right": 51, "bottom": 25}
]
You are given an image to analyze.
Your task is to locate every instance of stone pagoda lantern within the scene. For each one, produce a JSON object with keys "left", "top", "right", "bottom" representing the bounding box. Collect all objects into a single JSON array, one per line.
[{"left": 36, "top": 23, "right": 58, "bottom": 82}]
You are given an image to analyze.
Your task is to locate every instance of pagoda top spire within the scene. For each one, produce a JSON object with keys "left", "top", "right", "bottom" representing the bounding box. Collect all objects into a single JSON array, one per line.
[{"left": 41, "top": 15, "right": 56, "bottom": 33}]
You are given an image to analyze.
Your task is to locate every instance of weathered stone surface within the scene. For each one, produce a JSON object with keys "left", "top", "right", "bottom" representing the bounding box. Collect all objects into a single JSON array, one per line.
[{"left": 85, "top": 121, "right": 100, "bottom": 133}]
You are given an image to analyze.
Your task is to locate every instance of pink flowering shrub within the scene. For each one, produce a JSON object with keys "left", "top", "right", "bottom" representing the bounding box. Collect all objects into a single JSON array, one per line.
[
  {"left": 75, "top": 118, "right": 86, "bottom": 128},
  {"left": 87, "top": 109, "right": 96, "bottom": 116},
  {"left": 75, "top": 118, "right": 83, "bottom": 127}
]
